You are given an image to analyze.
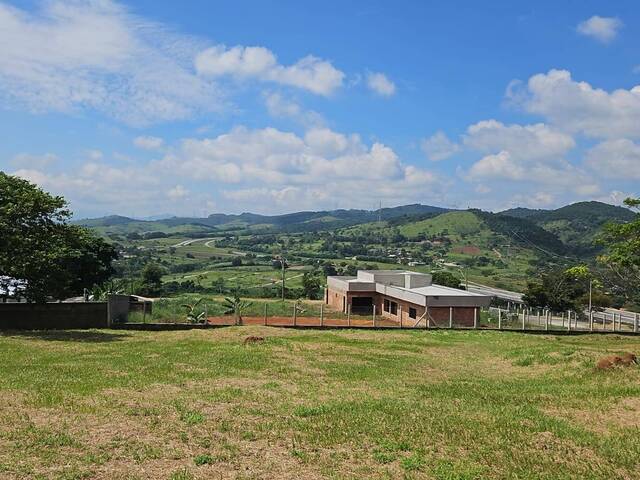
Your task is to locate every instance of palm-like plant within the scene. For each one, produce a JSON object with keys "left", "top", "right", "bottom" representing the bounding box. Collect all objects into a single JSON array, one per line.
[
  {"left": 182, "top": 298, "right": 206, "bottom": 324},
  {"left": 223, "top": 295, "right": 252, "bottom": 325},
  {"left": 90, "top": 279, "right": 127, "bottom": 301}
]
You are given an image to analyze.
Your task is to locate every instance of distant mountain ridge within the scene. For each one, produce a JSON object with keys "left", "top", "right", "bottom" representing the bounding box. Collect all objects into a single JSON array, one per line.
[
  {"left": 77, "top": 201, "right": 635, "bottom": 258},
  {"left": 76, "top": 204, "right": 451, "bottom": 234}
]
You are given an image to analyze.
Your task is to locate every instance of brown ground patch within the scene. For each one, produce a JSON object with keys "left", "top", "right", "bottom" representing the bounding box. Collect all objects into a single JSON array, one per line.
[
  {"left": 452, "top": 245, "right": 482, "bottom": 255},
  {"left": 207, "top": 315, "right": 401, "bottom": 328},
  {"left": 546, "top": 396, "right": 640, "bottom": 435},
  {"left": 596, "top": 353, "right": 637, "bottom": 369}
]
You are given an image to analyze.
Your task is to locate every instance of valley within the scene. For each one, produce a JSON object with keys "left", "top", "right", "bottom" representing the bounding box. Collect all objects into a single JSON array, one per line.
[{"left": 78, "top": 201, "right": 635, "bottom": 300}]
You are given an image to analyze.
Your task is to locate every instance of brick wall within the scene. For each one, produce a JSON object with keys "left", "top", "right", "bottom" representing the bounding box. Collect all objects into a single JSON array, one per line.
[{"left": 328, "top": 289, "right": 478, "bottom": 327}]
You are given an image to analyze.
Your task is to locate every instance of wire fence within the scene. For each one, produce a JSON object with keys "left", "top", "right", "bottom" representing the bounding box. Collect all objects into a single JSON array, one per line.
[{"left": 127, "top": 299, "right": 640, "bottom": 333}]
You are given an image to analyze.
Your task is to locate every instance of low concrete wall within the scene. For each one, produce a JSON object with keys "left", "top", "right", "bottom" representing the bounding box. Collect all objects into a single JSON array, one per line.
[{"left": 0, "top": 302, "right": 108, "bottom": 330}]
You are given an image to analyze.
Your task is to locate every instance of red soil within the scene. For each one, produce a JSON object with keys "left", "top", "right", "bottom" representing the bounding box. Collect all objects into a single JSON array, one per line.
[{"left": 206, "top": 316, "right": 402, "bottom": 328}]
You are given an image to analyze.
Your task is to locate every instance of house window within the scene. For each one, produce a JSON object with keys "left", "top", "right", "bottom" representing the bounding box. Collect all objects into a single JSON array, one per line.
[
  {"left": 409, "top": 307, "right": 417, "bottom": 319},
  {"left": 390, "top": 301, "right": 398, "bottom": 315},
  {"left": 383, "top": 299, "right": 390, "bottom": 312}
]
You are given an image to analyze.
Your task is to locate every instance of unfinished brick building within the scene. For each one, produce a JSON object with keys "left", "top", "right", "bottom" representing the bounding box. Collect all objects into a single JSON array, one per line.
[{"left": 326, "top": 270, "right": 492, "bottom": 327}]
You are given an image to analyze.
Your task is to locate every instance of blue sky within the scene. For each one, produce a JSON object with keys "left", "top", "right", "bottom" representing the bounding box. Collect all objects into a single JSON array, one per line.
[{"left": 1, "top": 0, "right": 639, "bottom": 218}]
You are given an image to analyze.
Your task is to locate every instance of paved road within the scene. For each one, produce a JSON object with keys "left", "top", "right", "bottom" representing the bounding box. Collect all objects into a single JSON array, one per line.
[{"left": 466, "top": 282, "right": 524, "bottom": 303}]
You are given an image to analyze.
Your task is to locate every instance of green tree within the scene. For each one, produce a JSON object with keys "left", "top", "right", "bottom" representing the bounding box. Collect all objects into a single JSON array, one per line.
[
  {"left": 431, "top": 271, "right": 461, "bottom": 288},
  {"left": 0, "top": 172, "right": 116, "bottom": 302},
  {"left": 598, "top": 197, "right": 640, "bottom": 307},
  {"left": 301, "top": 272, "right": 321, "bottom": 299},
  {"left": 522, "top": 266, "right": 602, "bottom": 312},
  {"left": 322, "top": 262, "right": 337, "bottom": 277},
  {"left": 140, "top": 263, "right": 164, "bottom": 295}
]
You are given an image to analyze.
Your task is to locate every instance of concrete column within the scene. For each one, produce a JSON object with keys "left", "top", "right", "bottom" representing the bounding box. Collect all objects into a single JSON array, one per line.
[
  {"left": 449, "top": 306, "right": 453, "bottom": 329},
  {"left": 473, "top": 308, "right": 478, "bottom": 329},
  {"left": 589, "top": 311, "right": 593, "bottom": 332},
  {"left": 498, "top": 309, "right": 502, "bottom": 330}
]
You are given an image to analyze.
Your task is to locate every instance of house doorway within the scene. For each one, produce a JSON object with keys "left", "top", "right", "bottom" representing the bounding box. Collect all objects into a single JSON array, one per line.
[{"left": 351, "top": 296, "right": 373, "bottom": 314}]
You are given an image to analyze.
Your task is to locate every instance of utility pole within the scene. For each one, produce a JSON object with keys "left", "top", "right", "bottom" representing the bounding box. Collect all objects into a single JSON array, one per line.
[{"left": 278, "top": 255, "right": 286, "bottom": 301}]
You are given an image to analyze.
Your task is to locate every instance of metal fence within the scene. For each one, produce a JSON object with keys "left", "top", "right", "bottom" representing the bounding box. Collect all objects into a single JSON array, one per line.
[{"left": 486, "top": 307, "right": 640, "bottom": 333}]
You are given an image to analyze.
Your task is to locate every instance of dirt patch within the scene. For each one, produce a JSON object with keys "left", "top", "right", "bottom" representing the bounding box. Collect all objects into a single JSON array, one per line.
[
  {"left": 546, "top": 396, "right": 640, "bottom": 435},
  {"left": 596, "top": 353, "right": 637, "bottom": 370},
  {"left": 452, "top": 245, "right": 482, "bottom": 255},
  {"left": 206, "top": 316, "right": 401, "bottom": 328}
]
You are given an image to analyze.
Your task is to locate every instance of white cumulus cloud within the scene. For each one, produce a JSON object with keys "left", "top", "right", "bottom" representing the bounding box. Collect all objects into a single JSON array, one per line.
[
  {"left": 366, "top": 72, "right": 396, "bottom": 97},
  {"left": 195, "top": 44, "right": 344, "bottom": 96},
  {"left": 421, "top": 131, "right": 461, "bottom": 161},
  {"left": 585, "top": 139, "right": 640, "bottom": 179},
  {"left": 510, "top": 69, "right": 640, "bottom": 139},
  {"left": 577, "top": 15, "right": 622, "bottom": 44},
  {"left": 464, "top": 120, "right": 575, "bottom": 161}
]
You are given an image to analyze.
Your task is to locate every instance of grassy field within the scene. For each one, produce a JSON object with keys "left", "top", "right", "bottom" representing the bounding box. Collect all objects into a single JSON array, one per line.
[{"left": 1, "top": 328, "right": 639, "bottom": 479}]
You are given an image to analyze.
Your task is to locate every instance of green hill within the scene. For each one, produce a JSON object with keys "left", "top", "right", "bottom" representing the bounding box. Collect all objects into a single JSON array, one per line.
[
  {"left": 498, "top": 207, "right": 546, "bottom": 218},
  {"left": 527, "top": 201, "right": 635, "bottom": 255}
]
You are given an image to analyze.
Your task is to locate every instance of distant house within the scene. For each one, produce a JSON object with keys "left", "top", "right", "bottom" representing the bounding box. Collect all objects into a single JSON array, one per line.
[
  {"left": 326, "top": 270, "right": 491, "bottom": 327},
  {"left": 0, "top": 276, "right": 27, "bottom": 302}
]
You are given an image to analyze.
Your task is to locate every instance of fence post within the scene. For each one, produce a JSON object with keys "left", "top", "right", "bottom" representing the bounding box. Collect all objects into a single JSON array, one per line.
[
  {"left": 602, "top": 312, "right": 605, "bottom": 330},
  {"left": 498, "top": 308, "right": 502, "bottom": 330},
  {"left": 399, "top": 305, "right": 403, "bottom": 329},
  {"left": 635, "top": 313, "right": 639, "bottom": 334},
  {"left": 347, "top": 303, "right": 351, "bottom": 327},
  {"left": 449, "top": 307, "right": 453, "bottom": 329},
  {"left": 473, "top": 307, "right": 477, "bottom": 329},
  {"left": 522, "top": 310, "right": 525, "bottom": 330},
  {"left": 589, "top": 311, "right": 593, "bottom": 332},
  {"left": 567, "top": 311, "right": 571, "bottom": 331},
  {"left": 142, "top": 301, "right": 147, "bottom": 323},
  {"left": 293, "top": 303, "right": 297, "bottom": 327},
  {"left": 320, "top": 303, "right": 324, "bottom": 327},
  {"left": 545, "top": 311, "right": 549, "bottom": 331},
  {"left": 264, "top": 303, "right": 267, "bottom": 326},
  {"left": 561, "top": 312, "right": 565, "bottom": 329},
  {"left": 426, "top": 305, "right": 430, "bottom": 329},
  {"left": 611, "top": 312, "right": 615, "bottom": 331},
  {"left": 373, "top": 305, "right": 376, "bottom": 327}
]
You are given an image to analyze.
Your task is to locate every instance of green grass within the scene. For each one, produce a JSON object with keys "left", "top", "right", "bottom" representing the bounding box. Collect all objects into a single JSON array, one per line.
[{"left": 0, "top": 328, "right": 639, "bottom": 478}]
